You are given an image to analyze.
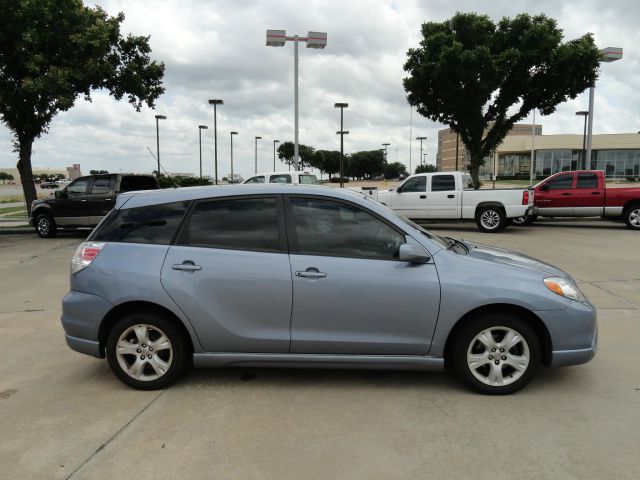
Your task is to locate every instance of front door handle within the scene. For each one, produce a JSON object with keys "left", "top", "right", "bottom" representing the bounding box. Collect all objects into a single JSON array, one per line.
[
  {"left": 419, "top": 195, "right": 427, "bottom": 199},
  {"left": 295, "top": 267, "right": 327, "bottom": 279},
  {"left": 172, "top": 261, "right": 202, "bottom": 272},
  {"left": 591, "top": 192, "right": 600, "bottom": 195},
  {"left": 561, "top": 193, "right": 571, "bottom": 196}
]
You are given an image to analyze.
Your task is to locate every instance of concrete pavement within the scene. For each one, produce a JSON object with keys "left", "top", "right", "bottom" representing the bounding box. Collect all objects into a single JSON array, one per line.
[{"left": 0, "top": 223, "right": 639, "bottom": 480}]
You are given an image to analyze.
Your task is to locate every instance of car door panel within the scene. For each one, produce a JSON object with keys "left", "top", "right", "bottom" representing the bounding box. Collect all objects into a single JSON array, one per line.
[
  {"left": 390, "top": 176, "right": 428, "bottom": 217},
  {"left": 426, "top": 174, "right": 459, "bottom": 218},
  {"left": 55, "top": 177, "right": 90, "bottom": 224},
  {"left": 571, "top": 173, "right": 604, "bottom": 216},
  {"left": 536, "top": 173, "right": 575, "bottom": 216}
]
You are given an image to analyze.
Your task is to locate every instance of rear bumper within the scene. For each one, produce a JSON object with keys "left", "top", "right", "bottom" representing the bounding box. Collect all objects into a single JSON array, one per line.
[{"left": 61, "top": 289, "right": 113, "bottom": 358}]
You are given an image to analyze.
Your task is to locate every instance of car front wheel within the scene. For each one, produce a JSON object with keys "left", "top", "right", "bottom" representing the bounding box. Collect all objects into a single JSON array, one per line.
[
  {"left": 35, "top": 214, "right": 57, "bottom": 238},
  {"left": 451, "top": 313, "right": 540, "bottom": 394},
  {"left": 106, "top": 313, "right": 191, "bottom": 390}
]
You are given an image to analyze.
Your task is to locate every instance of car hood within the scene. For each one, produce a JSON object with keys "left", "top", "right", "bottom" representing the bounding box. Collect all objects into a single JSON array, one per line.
[{"left": 462, "top": 241, "right": 569, "bottom": 278}]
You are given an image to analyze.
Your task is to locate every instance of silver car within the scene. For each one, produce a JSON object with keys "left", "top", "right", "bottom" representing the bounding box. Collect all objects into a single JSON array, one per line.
[{"left": 62, "top": 185, "right": 597, "bottom": 394}]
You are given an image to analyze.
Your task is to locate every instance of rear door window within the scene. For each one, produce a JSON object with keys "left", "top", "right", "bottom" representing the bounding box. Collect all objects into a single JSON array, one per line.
[
  {"left": 270, "top": 174, "right": 292, "bottom": 184},
  {"left": 183, "top": 197, "right": 283, "bottom": 252},
  {"left": 431, "top": 175, "right": 456, "bottom": 192},
  {"left": 91, "top": 201, "right": 189, "bottom": 244},
  {"left": 577, "top": 173, "right": 599, "bottom": 188}
]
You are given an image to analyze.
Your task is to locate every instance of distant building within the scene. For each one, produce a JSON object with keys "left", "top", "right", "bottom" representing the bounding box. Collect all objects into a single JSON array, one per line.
[{"left": 67, "top": 164, "right": 81, "bottom": 180}]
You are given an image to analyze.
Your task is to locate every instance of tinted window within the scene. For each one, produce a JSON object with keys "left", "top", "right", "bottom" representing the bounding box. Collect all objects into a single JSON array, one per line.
[
  {"left": 67, "top": 179, "right": 89, "bottom": 194},
  {"left": 290, "top": 198, "right": 405, "bottom": 260},
  {"left": 91, "top": 176, "right": 113, "bottom": 194},
  {"left": 92, "top": 201, "right": 188, "bottom": 244},
  {"left": 399, "top": 176, "right": 426, "bottom": 193},
  {"left": 186, "top": 197, "right": 280, "bottom": 251},
  {"left": 299, "top": 174, "right": 318, "bottom": 184},
  {"left": 431, "top": 175, "right": 456, "bottom": 192},
  {"left": 547, "top": 174, "right": 573, "bottom": 190},
  {"left": 270, "top": 174, "right": 292, "bottom": 184},
  {"left": 577, "top": 173, "right": 598, "bottom": 188},
  {"left": 120, "top": 176, "right": 160, "bottom": 192},
  {"left": 245, "top": 176, "right": 265, "bottom": 184},
  {"left": 462, "top": 174, "right": 474, "bottom": 189}
]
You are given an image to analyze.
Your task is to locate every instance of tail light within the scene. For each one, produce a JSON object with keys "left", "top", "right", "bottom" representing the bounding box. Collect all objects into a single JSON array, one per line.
[
  {"left": 71, "top": 242, "right": 105, "bottom": 274},
  {"left": 522, "top": 190, "right": 529, "bottom": 205}
]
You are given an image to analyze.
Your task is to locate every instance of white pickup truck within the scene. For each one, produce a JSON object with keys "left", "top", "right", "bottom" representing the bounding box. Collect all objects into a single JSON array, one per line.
[{"left": 375, "top": 172, "right": 533, "bottom": 232}]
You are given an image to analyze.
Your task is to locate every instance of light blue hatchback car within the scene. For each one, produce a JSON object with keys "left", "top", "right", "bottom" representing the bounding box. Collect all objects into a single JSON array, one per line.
[{"left": 62, "top": 184, "right": 597, "bottom": 394}]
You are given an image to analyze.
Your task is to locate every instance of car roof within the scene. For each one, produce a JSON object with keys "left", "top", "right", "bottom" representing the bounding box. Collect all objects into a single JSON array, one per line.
[
  {"left": 117, "top": 184, "right": 363, "bottom": 209},
  {"left": 249, "top": 171, "right": 316, "bottom": 177}
]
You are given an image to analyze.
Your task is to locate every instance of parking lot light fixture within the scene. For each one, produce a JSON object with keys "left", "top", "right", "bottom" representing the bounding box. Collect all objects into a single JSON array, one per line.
[
  {"left": 254, "top": 136, "right": 263, "bottom": 174},
  {"left": 334, "top": 103, "right": 348, "bottom": 187},
  {"left": 198, "top": 125, "right": 208, "bottom": 179},
  {"left": 266, "top": 29, "right": 327, "bottom": 170},
  {"left": 154, "top": 115, "right": 167, "bottom": 177},
  {"left": 208, "top": 99, "right": 223, "bottom": 185},
  {"left": 273, "top": 140, "right": 280, "bottom": 171},
  {"left": 575, "top": 111, "right": 589, "bottom": 169},
  {"left": 230, "top": 131, "right": 238, "bottom": 183},
  {"left": 416, "top": 136, "right": 427, "bottom": 167},
  {"left": 382, "top": 143, "right": 390, "bottom": 178}
]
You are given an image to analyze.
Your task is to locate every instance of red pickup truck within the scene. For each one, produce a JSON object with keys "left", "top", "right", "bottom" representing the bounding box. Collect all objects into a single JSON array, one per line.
[{"left": 515, "top": 170, "right": 640, "bottom": 230}]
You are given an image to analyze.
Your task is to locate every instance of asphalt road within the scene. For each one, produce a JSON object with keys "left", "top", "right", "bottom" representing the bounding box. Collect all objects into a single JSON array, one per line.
[{"left": 0, "top": 221, "right": 639, "bottom": 480}]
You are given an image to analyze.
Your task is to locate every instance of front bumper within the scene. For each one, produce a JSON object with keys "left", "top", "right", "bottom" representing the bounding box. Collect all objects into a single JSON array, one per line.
[
  {"left": 536, "top": 300, "right": 598, "bottom": 367},
  {"left": 61, "top": 289, "right": 113, "bottom": 358}
]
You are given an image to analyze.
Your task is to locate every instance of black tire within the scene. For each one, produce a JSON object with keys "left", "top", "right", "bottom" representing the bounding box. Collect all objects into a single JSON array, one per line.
[
  {"left": 34, "top": 213, "right": 57, "bottom": 238},
  {"left": 623, "top": 205, "right": 640, "bottom": 230},
  {"left": 512, "top": 214, "right": 537, "bottom": 226},
  {"left": 106, "top": 312, "right": 191, "bottom": 390},
  {"left": 475, "top": 206, "right": 508, "bottom": 233},
  {"left": 450, "top": 313, "right": 541, "bottom": 395}
]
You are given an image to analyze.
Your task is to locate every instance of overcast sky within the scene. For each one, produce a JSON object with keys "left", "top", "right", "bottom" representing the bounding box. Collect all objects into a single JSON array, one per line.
[{"left": 1, "top": 0, "right": 638, "bottom": 179}]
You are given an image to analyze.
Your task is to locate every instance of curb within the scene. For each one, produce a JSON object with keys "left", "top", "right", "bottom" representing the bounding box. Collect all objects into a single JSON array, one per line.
[{"left": 0, "top": 228, "right": 32, "bottom": 235}]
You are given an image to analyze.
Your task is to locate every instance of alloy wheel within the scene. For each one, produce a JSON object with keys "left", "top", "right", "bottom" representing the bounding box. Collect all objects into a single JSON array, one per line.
[
  {"left": 480, "top": 210, "right": 501, "bottom": 230},
  {"left": 37, "top": 217, "right": 50, "bottom": 236},
  {"left": 629, "top": 208, "right": 640, "bottom": 228},
  {"left": 116, "top": 324, "right": 173, "bottom": 381}
]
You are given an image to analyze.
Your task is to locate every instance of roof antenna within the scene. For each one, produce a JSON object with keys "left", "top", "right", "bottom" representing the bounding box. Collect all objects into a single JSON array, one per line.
[{"left": 146, "top": 146, "right": 179, "bottom": 188}]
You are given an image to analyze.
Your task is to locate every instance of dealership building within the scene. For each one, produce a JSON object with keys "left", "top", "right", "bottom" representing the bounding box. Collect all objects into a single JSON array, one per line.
[{"left": 436, "top": 124, "right": 640, "bottom": 179}]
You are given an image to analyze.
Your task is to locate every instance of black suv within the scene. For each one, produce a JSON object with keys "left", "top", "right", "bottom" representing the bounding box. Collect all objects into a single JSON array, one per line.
[{"left": 30, "top": 174, "right": 159, "bottom": 238}]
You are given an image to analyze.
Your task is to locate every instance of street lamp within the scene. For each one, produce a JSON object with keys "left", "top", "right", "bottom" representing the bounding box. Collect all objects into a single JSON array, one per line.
[
  {"left": 254, "top": 136, "right": 262, "bottom": 174},
  {"left": 230, "top": 131, "right": 238, "bottom": 183},
  {"left": 576, "top": 111, "right": 589, "bottom": 170},
  {"left": 266, "top": 29, "right": 327, "bottom": 171},
  {"left": 198, "top": 125, "right": 208, "bottom": 179},
  {"left": 336, "top": 130, "right": 349, "bottom": 184},
  {"left": 208, "top": 99, "right": 223, "bottom": 185},
  {"left": 585, "top": 47, "right": 623, "bottom": 169},
  {"left": 273, "top": 140, "right": 280, "bottom": 171},
  {"left": 382, "top": 143, "right": 390, "bottom": 179},
  {"left": 416, "top": 136, "right": 427, "bottom": 167},
  {"left": 154, "top": 115, "right": 167, "bottom": 177},
  {"left": 334, "top": 103, "right": 348, "bottom": 188}
]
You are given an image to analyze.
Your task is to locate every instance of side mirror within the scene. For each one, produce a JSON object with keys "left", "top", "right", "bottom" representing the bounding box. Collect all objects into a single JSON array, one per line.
[{"left": 398, "top": 244, "right": 430, "bottom": 263}]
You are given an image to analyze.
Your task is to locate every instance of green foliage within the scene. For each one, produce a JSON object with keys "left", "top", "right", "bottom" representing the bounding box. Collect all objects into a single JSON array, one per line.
[
  {"left": 277, "top": 141, "right": 315, "bottom": 169},
  {"left": 0, "top": 172, "right": 8, "bottom": 180},
  {"left": 347, "top": 150, "right": 385, "bottom": 179},
  {"left": 311, "top": 150, "right": 342, "bottom": 177},
  {"left": 90, "top": 170, "right": 109, "bottom": 174},
  {"left": 156, "top": 175, "right": 211, "bottom": 188},
  {"left": 404, "top": 12, "right": 600, "bottom": 188},
  {"left": 384, "top": 162, "right": 407, "bottom": 179},
  {"left": 415, "top": 164, "right": 437, "bottom": 174},
  {"left": 0, "top": 0, "right": 165, "bottom": 211}
]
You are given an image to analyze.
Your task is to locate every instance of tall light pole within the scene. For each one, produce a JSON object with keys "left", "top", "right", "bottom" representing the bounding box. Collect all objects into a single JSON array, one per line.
[
  {"left": 576, "top": 111, "right": 589, "bottom": 170},
  {"left": 208, "top": 99, "right": 223, "bottom": 185},
  {"left": 416, "top": 136, "right": 427, "bottom": 167},
  {"left": 423, "top": 153, "right": 428, "bottom": 166},
  {"left": 230, "top": 131, "right": 238, "bottom": 183},
  {"left": 586, "top": 47, "right": 623, "bottom": 169},
  {"left": 154, "top": 115, "right": 166, "bottom": 177},
  {"left": 254, "top": 136, "right": 262, "bottom": 174},
  {"left": 198, "top": 125, "right": 208, "bottom": 179},
  {"left": 455, "top": 131, "right": 460, "bottom": 171},
  {"left": 382, "top": 143, "right": 390, "bottom": 179},
  {"left": 266, "top": 29, "right": 327, "bottom": 171},
  {"left": 273, "top": 140, "right": 280, "bottom": 170},
  {"left": 334, "top": 103, "right": 348, "bottom": 187}
]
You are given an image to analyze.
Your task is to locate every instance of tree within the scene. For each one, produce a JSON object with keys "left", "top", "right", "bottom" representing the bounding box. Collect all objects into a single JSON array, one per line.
[
  {"left": 348, "top": 150, "right": 385, "bottom": 180},
  {"left": 384, "top": 161, "right": 407, "bottom": 179},
  {"left": 90, "top": 170, "right": 109, "bottom": 175},
  {"left": 415, "top": 164, "right": 437, "bottom": 174},
  {"left": 277, "top": 141, "right": 315, "bottom": 170},
  {"left": 0, "top": 0, "right": 165, "bottom": 212},
  {"left": 404, "top": 13, "right": 600, "bottom": 188},
  {"left": 311, "top": 150, "right": 341, "bottom": 178}
]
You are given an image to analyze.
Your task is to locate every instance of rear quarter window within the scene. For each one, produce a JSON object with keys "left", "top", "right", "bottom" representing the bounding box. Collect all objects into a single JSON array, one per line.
[
  {"left": 120, "top": 176, "right": 160, "bottom": 192},
  {"left": 91, "top": 201, "right": 189, "bottom": 244}
]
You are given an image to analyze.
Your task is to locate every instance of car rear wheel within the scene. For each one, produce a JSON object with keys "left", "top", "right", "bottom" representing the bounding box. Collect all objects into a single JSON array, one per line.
[
  {"left": 35, "top": 214, "right": 57, "bottom": 238},
  {"left": 106, "top": 313, "right": 191, "bottom": 390},
  {"left": 623, "top": 206, "right": 640, "bottom": 230},
  {"left": 476, "top": 206, "right": 508, "bottom": 233},
  {"left": 450, "top": 313, "right": 540, "bottom": 395}
]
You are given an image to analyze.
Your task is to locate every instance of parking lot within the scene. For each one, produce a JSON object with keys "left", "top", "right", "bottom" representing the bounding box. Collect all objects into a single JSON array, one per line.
[{"left": 1, "top": 220, "right": 639, "bottom": 480}]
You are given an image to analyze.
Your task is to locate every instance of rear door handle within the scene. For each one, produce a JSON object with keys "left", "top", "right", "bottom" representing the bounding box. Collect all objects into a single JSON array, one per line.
[
  {"left": 172, "top": 261, "right": 202, "bottom": 272},
  {"left": 561, "top": 193, "right": 571, "bottom": 196},
  {"left": 419, "top": 195, "right": 427, "bottom": 199},
  {"left": 295, "top": 267, "right": 327, "bottom": 279},
  {"left": 447, "top": 194, "right": 455, "bottom": 199},
  {"left": 591, "top": 192, "right": 600, "bottom": 195}
]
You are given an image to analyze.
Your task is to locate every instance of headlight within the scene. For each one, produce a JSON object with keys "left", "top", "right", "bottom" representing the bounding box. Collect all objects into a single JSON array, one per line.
[{"left": 544, "top": 277, "right": 584, "bottom": 302}]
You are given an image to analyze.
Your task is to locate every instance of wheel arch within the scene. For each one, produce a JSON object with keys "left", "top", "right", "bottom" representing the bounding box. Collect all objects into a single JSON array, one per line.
[
  {"left": 32, "top": 204, "right": 53, "bottom": 218},
  {"left": 622, "top": 198, "right": 640, "bottom": 213},
  {"left": 474, "top": 201, "right": 506, "bottom": 218},
  {"left": 98, "top": 301, "right": 195, "bottom": 358},
  {"left": 443, "top": 303, "right": 553, "bottom": 367}
]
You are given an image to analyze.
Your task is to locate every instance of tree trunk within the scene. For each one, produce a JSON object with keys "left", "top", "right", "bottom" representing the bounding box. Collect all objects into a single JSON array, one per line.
[{"left": 16, "top": 137, "right": 38, "bottom": 215}]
